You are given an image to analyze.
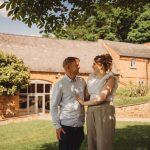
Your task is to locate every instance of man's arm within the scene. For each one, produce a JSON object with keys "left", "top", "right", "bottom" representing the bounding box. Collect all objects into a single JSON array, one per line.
[
  {"left": 50, "top": 82, "right": 62, "bottom": 128},
  {"left": 50, "top": 82, "right": 65, "bottom": 140}
]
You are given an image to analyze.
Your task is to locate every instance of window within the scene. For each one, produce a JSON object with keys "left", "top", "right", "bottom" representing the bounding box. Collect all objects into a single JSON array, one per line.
[
  {"left": 19, "top": 95, "right": 27, "bottom": 108},
  {"left": 130, "top": 59, "right": 136, "bottom": 69},
  {"left": 28, "top": 84, "right": 35, "bottom": 93},
  {"left": 45, "top": 84, "right": 51, "bottom": 93},
  {"left": 20, "top": 88, "right": 27, "bottom": 94},
  {"left": 138, "top": 80, "right": 144, "bottom": 85},
  {"left": 45, "top": 95, "right": 50, "bottom": 110},
  {"left": 37, "top": 84, "right": 44, "bottom": 93}
]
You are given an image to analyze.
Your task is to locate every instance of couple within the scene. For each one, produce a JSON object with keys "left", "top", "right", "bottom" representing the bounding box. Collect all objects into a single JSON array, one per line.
[{"left": 50, "top": 54, "right": 118, "bottom": 150}]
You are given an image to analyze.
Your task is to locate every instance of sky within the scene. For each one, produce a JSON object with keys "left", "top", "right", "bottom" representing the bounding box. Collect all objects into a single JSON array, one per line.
[{"left": 0, "top": 1, "right": 41, "bottom": 36}]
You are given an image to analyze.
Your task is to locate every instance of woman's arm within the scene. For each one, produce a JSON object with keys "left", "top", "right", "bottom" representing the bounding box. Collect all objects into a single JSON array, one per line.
[{"left": 76, "top": 77, "right": 115, "bottom": 106}]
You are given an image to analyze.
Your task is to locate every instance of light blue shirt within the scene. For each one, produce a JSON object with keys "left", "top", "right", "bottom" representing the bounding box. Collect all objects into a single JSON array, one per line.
[{"left": 50, "top": 75, "right": 86, "bottom": 129}]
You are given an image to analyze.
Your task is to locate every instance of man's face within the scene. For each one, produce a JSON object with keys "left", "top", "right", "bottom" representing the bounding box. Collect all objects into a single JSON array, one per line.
[{"left": 69, "top": 60, "right": 80, "bottom": 75}]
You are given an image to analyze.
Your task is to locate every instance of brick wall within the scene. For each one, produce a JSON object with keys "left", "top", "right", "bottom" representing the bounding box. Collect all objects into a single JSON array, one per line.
[
  {"left": 30, "top": 71, "right": 89, "bottom": 84},
  {"left": 119, "top": 57, "right": 149, "bottom": 85},
  {"left": 103, "top": 42, "right": 149, "bottom": 86},
  {"left": 0, "top": 95, "right": 19, "bottom": 119},
  {"left": 30, "top": 71, "right": 59, "bottom": 83},
  {"left": 116, "top": 102, "right": 150, "bottom": 118}
]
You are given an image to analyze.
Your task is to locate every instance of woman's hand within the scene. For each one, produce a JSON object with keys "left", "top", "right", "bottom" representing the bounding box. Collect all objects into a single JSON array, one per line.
[{"left": 76, "top": 95, "right": 85, "bottom": 105}]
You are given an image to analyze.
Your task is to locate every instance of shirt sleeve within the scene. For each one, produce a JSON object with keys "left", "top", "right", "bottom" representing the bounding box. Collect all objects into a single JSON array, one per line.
[{"left": 50, "top": 81, "right": 62, "bottom": 129}]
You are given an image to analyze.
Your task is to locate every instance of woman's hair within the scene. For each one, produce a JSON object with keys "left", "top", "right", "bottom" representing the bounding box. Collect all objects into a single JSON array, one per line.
[
  {"left": 94, "top": 54, "right": 112, "bottom": 71},
  {"left": 63, "top": 57, "right": 80, "bottom": 69}
]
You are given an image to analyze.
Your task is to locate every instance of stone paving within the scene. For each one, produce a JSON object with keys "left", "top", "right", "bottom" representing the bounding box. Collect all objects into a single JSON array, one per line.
[
  {"left": 0, "top": 113, "right": 150, "bottom": 126},
  {"left": 116, "top": 117, "right": 150, "bottom": 122}
]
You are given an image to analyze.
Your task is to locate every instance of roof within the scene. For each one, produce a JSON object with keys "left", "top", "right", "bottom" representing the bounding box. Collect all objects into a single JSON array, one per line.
[
  {"left": 101, "top": 40, "right": 150, "bottom": 59},
  {"left": 0, "top": 33, "right": 107, "bottom": 73}
]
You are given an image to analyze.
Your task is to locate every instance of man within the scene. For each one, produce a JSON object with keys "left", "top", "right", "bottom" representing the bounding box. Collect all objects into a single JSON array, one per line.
[{"left": 50, "top": 57, "right": 86, "bottom": 150}]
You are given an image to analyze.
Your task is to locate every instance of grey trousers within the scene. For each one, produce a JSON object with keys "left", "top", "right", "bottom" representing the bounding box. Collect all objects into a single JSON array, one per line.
[{"left": 86, "top": 103, "right": 116, "bottom": 150}]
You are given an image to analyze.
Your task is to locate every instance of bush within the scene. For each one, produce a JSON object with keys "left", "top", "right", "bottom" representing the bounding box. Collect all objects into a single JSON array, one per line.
[
  {"left": 0, "top": 50, "right": 30, "bottom": 96},
  {"left": 116, "top": 81, "right": 149, "bottom": 97}
]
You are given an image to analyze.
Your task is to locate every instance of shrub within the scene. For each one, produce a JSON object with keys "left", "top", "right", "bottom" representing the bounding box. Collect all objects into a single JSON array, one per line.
[
  {"left": 116, "top": 81, "right": 149, "bottom": 97},
  {"left": 0, "top": 50, "right": 30, "bottom": 96}
]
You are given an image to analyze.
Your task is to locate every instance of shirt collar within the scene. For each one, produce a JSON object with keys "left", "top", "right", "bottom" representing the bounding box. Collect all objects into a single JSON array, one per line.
[{"left": 64, "top": 74, "right": 77, "bottom": 82}]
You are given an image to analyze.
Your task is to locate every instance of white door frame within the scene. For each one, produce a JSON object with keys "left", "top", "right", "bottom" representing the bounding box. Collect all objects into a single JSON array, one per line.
[{"left": 27, "top": 94, "right": 45, "bottom": 114}]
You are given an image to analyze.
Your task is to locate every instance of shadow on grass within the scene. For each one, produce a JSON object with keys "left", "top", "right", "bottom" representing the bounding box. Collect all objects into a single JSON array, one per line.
[
  {"left": 40, "top": 142, "right": 58, "bottom": 150},
  {"left": 114, "top": 125, "right": 150, "bottom": 150},
  {"left": 40, "top": 135, "right": 87, "bottom": 150},
  {"left": 40, "top": 125, "right": 150, "bottom": 150}
]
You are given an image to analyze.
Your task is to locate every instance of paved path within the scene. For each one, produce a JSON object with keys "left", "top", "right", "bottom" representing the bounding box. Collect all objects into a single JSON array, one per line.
[
  {"left": 0, "top": 114, "right": 150, "bottom": 125},
  {"left": 39, "top": 114, "right": 150, "bottom": 122},
  {"left": 116, "top": 117, "right": 150, "bottom": 122}
]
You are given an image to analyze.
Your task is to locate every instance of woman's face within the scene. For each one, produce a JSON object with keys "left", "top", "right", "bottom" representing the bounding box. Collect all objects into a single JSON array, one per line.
[{"left": 92, "top": 61, "right": 103, "bottom": 73}]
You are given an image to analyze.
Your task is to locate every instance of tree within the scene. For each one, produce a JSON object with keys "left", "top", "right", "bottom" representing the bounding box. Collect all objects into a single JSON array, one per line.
[
  {"left": 127, "top": 4, "right": 150, "bottom": 43},
  {"left": 53, "top": 16, "right": 101, "bottom": 41},
  {"left": 0, "top": 51, "right": 30, "bottom": 96},
  {"left": 0, "top": 0, "right": 149, "bottom": 34},
  {"left": 53, "top": 5, "right": 135, "bottom": 42}
]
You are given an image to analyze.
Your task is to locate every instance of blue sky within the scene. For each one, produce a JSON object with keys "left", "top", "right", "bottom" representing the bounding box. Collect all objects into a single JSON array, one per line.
[
  {"left": 0, "top": 1, "right": 73, "bottom": 37},
  {"left": 0, "top": 1, "right": 41, "bottom": 36}
]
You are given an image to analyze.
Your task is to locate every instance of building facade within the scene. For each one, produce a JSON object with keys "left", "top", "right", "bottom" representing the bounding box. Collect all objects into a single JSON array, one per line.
[
  {"left": 101, "top": 40, "right": 150, "bottom": 86},
  {"left": 0, "top": 33, "right": 150, "bottom": 116}
]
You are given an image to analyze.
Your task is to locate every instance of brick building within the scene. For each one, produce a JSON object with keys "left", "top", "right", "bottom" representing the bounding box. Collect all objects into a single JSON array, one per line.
[
  {"left": 0, "top": 33, "right": 107, "bottom": 115},
  {"left": 100, "top": 40, "right": 150, "bottom": 86},
  {"left": 0, "top": 33, "right": 150, "bottom": 116}
]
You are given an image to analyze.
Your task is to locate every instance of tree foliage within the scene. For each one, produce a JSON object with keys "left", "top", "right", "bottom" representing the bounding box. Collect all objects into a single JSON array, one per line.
[
  {"left": 127, "top": 4, "right": 150, "bottom": 43},
  {"left": 53, "top": 5, "right": 134, "bottom": 41},
  {"left": 53, "top": 3, "right": 150, "bottom": 43},
  {"left": 0, "top": 0, "right": 148, "bottom": 32},
  {"left": 0, "top": 0, "right": 149, "bottom": 43},
  {"left": 0, "top": 51, "right": 30, "bottom": 96}
]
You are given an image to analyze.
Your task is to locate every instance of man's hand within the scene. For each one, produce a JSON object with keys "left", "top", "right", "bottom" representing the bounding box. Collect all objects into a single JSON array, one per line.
[{"left": 56, "top": 128, "right": 66, "bottom": 140}]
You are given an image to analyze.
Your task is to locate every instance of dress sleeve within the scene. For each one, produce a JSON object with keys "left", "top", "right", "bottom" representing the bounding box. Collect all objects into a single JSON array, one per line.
[{"left": 103, "top": 71, "right": 118, "bottom": 93}]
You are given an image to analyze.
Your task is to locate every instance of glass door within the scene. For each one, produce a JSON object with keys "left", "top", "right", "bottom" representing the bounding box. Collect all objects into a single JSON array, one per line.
[
  {"left": 28, "top": 96, "right": 35, "bottom": 113},
  {"left": 38, "top": 96, "right": 43, "bottom": 113},
  {"left": 38, "top": 95, "right": 45, "bottom": 113}
]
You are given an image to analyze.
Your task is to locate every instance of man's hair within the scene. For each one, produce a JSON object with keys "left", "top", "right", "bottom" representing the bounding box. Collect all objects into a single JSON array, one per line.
[{"left": 63, "top": 57, "right": 80, "bottom": 69}]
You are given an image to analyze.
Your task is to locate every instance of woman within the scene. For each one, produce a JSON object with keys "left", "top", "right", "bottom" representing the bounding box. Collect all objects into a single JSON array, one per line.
[{"left": 76, "top": 54, "right": 118, "bottom": 150}]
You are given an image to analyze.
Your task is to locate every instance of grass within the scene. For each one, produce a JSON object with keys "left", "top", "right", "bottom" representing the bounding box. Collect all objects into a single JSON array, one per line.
[
  {"left": 113, "top": 87, "right": 150, "bottom": 107},
  {"left": 114, "top": 95, "right": 150, "bottom": 107},
  {"left": 0, "top": 120, "right": 150, "bottom": 150},
  {"left": 114, "top": 89, "right": 150, "bottom": 106}
]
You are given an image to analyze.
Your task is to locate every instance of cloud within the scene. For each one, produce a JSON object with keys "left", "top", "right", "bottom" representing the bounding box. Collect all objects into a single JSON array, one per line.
[{"left": 0, "top": 1, "right": 8, "bottom": 18}]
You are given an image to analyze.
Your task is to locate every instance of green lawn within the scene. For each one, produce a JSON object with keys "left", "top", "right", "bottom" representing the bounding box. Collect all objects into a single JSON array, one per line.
[
  {"left": 114, "top": 95, "right": 150, "bottom": 107},
  {"left": 0, "top": 120, "right": 150, "bottom": 150},
  {"left": 114, "top": 89, "right": 150, "bottom": 107}
]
